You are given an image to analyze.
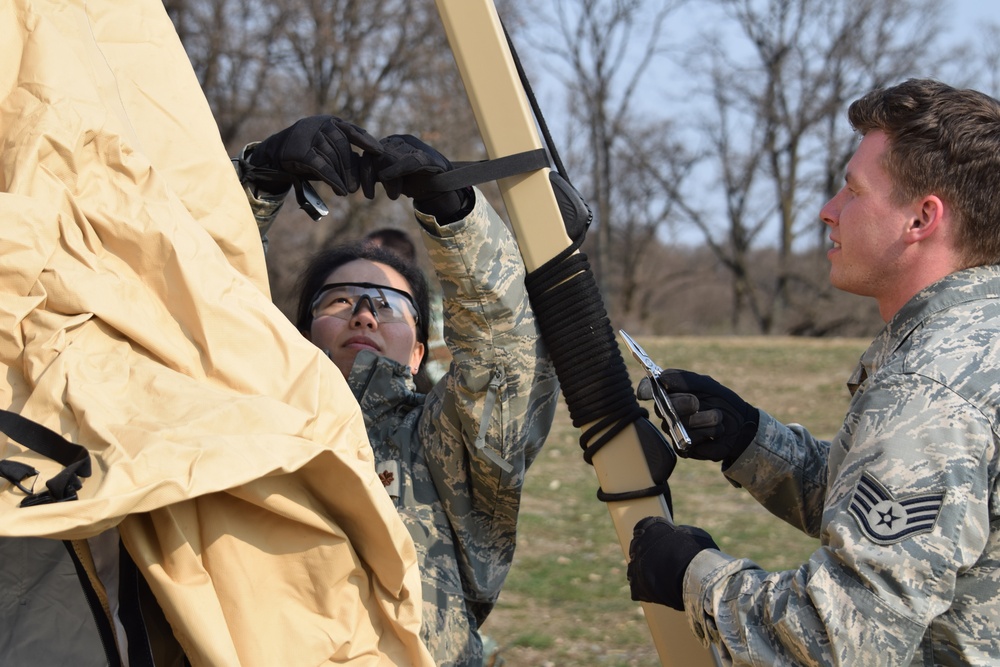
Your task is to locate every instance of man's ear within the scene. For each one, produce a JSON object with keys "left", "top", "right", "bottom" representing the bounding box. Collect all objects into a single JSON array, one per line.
[{"left": 906, "top": 195, "right": 945, "bottom": 242}]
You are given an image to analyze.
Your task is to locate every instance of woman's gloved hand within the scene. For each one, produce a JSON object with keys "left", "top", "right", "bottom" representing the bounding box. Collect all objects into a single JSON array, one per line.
[
  {"left": 244, "top": 115, "right": 381, "bottom": 196},
  {"left": 365, "top": 134, "right": 474, "bottom": 223}
]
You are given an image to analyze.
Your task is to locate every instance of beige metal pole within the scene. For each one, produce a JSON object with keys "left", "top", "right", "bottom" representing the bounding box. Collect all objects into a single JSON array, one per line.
[{"left": 433, "top": 2, "right": 719, "bottom": 665}]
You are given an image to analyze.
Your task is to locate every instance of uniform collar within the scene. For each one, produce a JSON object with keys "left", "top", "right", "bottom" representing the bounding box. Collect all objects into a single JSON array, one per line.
[
  {"left": 346, "top": 350, "right": 420, "bottom": 424},
  {"left": 849, "top": 266, "right": 1000, "bottom": 394}
]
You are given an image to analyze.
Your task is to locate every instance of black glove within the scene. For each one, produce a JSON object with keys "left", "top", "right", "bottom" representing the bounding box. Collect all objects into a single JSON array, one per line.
[
  {"left": 627, "top": 517, "right": 718, "bottom": 611},
  {"left": 365, "top": 134, "right": 474, "bottom": 222},
  {"left": 637, "top": 369, "right": 759, "bottom": 467},
  {"left": 245, "top": 115, "right": 381, "bottom": 197}
]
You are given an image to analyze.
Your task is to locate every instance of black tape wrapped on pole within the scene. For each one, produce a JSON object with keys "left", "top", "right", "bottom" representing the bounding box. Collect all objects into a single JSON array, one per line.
[{"left": 525, "top": 234, "right": 675, "bottom": 504}]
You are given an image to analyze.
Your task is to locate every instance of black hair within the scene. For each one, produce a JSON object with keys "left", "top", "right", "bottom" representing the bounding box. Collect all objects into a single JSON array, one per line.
[
  {"left": 294, "top": 241, "right": 432, "bottom": 372},
  {"left": 363, "top": 227, "right": 418, "bottom": 261}
]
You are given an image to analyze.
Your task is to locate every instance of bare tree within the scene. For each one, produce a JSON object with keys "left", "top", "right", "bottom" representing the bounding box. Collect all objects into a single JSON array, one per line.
[
  {"left": 672, "top": 0, "right": 948, "bottom": 333},
  {"left": 164, "top": 0, "right": 293, "bottom": 144},
  {"left": 610, "top": 121, "right": 699, "bottom": 329},
  {"left": 941, "top": 23, "right": 1000, "bottom": 98},
  {"left": 523, "top": 0, "right": 686, "bottom": 298},
  {"left": 279, "top": 0, "right": 428, "bottom": 122},
  {"left": 164, "top": 0, "right": 975, "bottom": 337}
]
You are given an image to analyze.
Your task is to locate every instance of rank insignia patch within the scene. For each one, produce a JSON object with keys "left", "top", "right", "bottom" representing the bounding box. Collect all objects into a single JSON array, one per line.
[{"left": 848, "top": 472, "right": 944, "bottom": 545}]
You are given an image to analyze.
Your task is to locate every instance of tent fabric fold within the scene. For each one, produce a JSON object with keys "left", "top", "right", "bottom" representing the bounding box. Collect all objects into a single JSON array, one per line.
[{"left": 0, "top": 1, "right": 432, "bottom": 664}]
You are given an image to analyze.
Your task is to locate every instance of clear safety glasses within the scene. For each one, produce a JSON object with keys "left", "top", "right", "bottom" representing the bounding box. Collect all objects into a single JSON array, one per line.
[{"left": 310, "top": 282, "right": 419, "bottom": 325}]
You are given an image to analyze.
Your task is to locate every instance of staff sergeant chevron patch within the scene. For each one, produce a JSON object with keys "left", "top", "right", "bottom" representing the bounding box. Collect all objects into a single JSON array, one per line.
[{"left": 848, "top": 472, "right": 944, "bottom": 545}]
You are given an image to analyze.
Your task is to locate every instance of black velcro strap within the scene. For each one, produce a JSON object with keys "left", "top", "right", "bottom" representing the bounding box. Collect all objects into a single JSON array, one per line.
[
  {"left": 0, "top": 409, "right": 91, "bottom": 506},
  {"left": 420, "top": 148, "right": 550, "bottom": 194},
  {"left": 0, "top": 459, "right": 38, "bottom": 494}
]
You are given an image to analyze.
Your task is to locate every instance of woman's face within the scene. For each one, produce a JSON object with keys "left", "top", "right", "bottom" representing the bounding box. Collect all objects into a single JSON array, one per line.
[{"left": 307, "top": 259, "right": 425, "bottom": 378}]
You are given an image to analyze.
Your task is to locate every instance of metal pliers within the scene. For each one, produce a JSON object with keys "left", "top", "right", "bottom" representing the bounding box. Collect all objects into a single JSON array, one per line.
[{"left": 619, "top": 330, "right": 692, "bottom": 453}]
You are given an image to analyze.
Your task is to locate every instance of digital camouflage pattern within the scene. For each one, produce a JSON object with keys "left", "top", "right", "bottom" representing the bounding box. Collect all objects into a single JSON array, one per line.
[
  {"left": 232, "top": 144, "right": 285, "bottom": 253},
  {"left": 684, "top": 265, "right": 1000, "bottom": 666},
  {"left": 343, "top": 190, "right": 559, "bottom": 667}
]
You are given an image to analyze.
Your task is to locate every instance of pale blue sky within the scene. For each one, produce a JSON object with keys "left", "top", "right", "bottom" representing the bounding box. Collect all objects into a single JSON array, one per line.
[{"left": 953, "top": 0, "right": 997, "bottom": 28}]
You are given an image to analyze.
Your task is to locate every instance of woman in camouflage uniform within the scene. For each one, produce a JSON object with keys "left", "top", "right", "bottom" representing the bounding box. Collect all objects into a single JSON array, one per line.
[{"left": 242, "top": 125, "right": 560, "bottom": 667}]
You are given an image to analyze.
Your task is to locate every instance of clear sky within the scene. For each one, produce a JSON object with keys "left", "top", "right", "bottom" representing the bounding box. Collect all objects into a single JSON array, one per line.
[
  {"left": 946, "top": 0, "right": 999, "bottom": 71},
  {"left": 953, "top": 0, "right": 998, "bottom": 28}
]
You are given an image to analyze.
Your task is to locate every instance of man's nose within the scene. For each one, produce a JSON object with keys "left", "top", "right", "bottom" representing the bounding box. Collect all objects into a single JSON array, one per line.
[{"left": 819, "top": 196, "right": 839, "bottom": 227}]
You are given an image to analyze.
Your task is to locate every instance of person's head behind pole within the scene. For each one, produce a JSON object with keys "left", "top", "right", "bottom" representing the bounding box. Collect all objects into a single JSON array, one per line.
[
  {"left": 819, "top": 78, "right": 1000, "bottom": 321},
  {"left": 295, "top": 241, "right": 431, "bottom": 379},
  {"left": 363, "top": 227, "right": 418, "bottom": 262}
]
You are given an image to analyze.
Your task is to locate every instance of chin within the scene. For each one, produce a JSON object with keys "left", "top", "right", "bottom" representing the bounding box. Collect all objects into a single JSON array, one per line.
[
  {"left": 828, "top": 267, "right": 849, "bottom": 292},
  {"left": 328, "top": 351, "right": 356, "bottom": 378},
  {"left": 829, "top": 275, "right": 869, "bottom": 299}
]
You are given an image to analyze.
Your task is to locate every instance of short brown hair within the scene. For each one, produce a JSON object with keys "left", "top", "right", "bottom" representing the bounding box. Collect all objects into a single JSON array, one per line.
[{"left": 848, "top": 78, "right": 1000, "bottom": 266}]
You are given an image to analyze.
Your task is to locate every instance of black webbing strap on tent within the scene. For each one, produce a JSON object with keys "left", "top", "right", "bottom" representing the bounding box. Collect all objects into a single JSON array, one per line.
[
  {"left": 0, "top": 408, "right": 91, "bottom": 507},
  {"left": 0, "top": 409, "right": 159, "bottom": 664},
  {"left": 389, "top": 13, "right": 676, "bottom": 507},
  {"left": 402, "top": 148, "right": 550, "bottom": 199}
]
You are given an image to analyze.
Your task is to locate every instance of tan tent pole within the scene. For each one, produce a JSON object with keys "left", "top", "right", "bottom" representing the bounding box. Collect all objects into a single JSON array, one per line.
[{"left": 433, "top": 2, "right": 719, "bottom": 665}]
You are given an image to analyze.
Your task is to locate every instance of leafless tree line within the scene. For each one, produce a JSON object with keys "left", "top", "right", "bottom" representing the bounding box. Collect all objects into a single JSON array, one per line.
[{"left": 165, "top": 0, "right": 998, "bottom": 337}]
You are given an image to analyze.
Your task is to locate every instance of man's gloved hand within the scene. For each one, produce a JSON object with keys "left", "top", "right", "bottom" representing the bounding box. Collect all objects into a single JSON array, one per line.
[
  {"left": 245, "top": 115, "right": 381, "bottom": 196},
  {"left": 365, "top": 134, "right": 474, "bottom": 223},
  {"left": 627, "top": 517, "right": 718, "bottom": 611},
  {"left": 637, "top": 369, "right": 759, "bottom": 467}
]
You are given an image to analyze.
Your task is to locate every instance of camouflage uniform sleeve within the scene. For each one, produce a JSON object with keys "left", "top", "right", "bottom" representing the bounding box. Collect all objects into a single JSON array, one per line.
[
  {"left": 415, "top": 188, "right": 560, "bottom": 619},
  {"left": 232, "top": 142, "right": 286, "bottom": 252},
  {"left": 683, "top": 372, "right": 992, "bottom": 665},
  {"left": 724, "top": 411, "right": 831, "bottom": 537}
]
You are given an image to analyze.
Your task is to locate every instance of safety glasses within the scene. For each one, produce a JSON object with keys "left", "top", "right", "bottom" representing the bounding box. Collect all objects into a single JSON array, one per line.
[{"left": 310, "top": 282, "right": 419, "bottom": 325}]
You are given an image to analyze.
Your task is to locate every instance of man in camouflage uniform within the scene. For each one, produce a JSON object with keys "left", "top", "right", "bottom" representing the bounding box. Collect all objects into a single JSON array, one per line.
[
  {"left": 627, "top": 79, "right": 1000, "bottom": 665},
  {"left": 237, "top": 122, "right": 560, "bottom": 666}
]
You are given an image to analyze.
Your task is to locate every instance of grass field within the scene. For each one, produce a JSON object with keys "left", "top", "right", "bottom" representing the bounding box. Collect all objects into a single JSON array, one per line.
[{"left": 481, "top": 335, "right": 871, "bottom": 667}]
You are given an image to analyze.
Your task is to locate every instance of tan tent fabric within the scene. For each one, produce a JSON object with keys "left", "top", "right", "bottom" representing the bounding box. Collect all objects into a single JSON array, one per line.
[{"left": 0, "top": 1, "right": 433, "bottom": 664}]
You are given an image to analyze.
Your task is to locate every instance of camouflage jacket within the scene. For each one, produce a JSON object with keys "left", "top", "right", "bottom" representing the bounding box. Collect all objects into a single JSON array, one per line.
[
  {"left": 343, "top": 191, "right": 559, "bottom": 667},
  {"left": 685, "top": 266, "right": 1000, "bottom": 666}
]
